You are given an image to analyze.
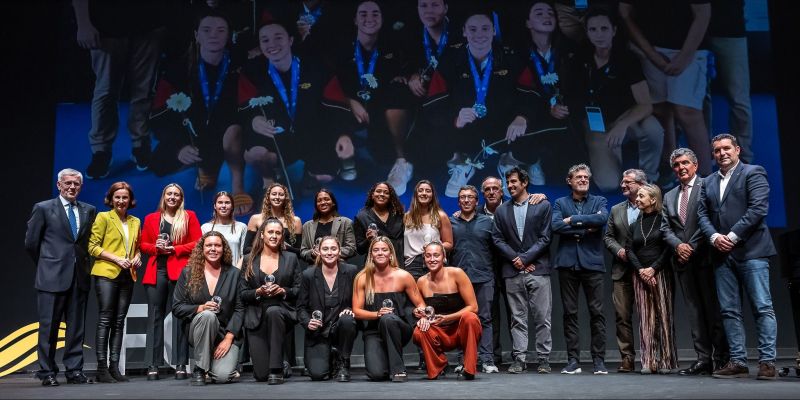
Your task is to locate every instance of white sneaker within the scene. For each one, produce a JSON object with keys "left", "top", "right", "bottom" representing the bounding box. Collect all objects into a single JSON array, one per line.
[
  {"left": 387, "top": 158, "right": 413, "bottom": 196},
  {"left": 446, "top": 162, "right": 475, "bottom": 198},
  {"left": 482, "top": 362, "right": 499, "bottom": 374},
  {"left": 338, "top": 157, "right": 357, "bottom": 181},
  {"left": 497, "top": 152, "right": 523, "bottom": 197},
  {"left": 528, "top": 160, "right": 545, "bottom": 186}
]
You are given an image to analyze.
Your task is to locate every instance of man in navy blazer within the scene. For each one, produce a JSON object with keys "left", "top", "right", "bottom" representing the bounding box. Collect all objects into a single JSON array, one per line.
[
  {"left": 25, "top": 168, "right": 97, "bottom": 386},
  {"left": 697, "top": 134, "right": 777, "bottom": 380},
  {"left": 661, "top": 148, "right": 729, "bottom": 375},
  {"left": 551, "top": 164, "right": 609, "bottom": 375},
  {"left": 492, "top": 167, "right": 552, "bottom": 374}
]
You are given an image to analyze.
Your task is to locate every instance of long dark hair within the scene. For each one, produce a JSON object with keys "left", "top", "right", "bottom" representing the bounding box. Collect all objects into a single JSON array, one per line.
[
  {"left": 312, "top": 188, "right": 340, "bottom": 221},
  {"left": 244, "top": 217, "right": 284, "bottom": 280},
  {"left": 363, "top": 181, "right": 404, "bottom": 216},
  {"left": 208, "top": 191, "right": 238, "bottom": 234}
]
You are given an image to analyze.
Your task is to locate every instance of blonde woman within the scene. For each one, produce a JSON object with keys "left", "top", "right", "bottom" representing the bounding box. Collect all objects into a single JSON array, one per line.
[
  {"left": 89, "top": 182, "right": 141, "bottom": 383},
  {"left": 139, "top": 183, "right": 202, "bottom": 380},
  {"left": 352, "top": 237, "right": 428, "bottom": 382}
]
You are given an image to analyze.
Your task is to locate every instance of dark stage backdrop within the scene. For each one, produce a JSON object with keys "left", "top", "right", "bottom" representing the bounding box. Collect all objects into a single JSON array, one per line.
[{"left": 3, "top": 0, "right": 798, "bottom": 376}]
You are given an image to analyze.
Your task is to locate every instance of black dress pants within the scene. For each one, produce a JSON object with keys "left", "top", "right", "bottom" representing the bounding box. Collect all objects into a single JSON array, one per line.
[
  {"left": 94, "top": 274, "right": 134, "bottom": 364},
  {"left": 36, "top": 277, "right": 88, "bottom": 379},
  {"left": 248, "top": 306, "right": 295, "bottom": 382},
  {"left": 676, "top": 264, "right": 729, "bottom": 363},
  {"left": 143, "top": 266, "right": 188, "bottom": 366},
  {"left": 559, "top": 268, "right": 606, "bottom": 360},
  {"left": 304, "top": 315, "right": 358, "bottom": 380},
  {"left": 363, "top": 314, "right": 412, "bottom": 380}
]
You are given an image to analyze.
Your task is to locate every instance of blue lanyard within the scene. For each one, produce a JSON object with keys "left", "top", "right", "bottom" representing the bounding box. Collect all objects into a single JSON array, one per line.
[
  {"left": 198, "top": 51, "right": 230, "bottom": 116},
  {"left": 355, "top": 41, "right": 379, "bottom": 89},
  {"left": 493, "top": 12, "right": 502, "bottom": 42},
  {"left": 267, "top": 57, "right": 300, "bottom": 121},
  {"left": 422, "top": 22, "right": 448, "bottom": 67},
  {"left": 468, "top": 49, "right": 492, "bottom": 107},
  {"left": 531, "top": 49, "right": 556, "bottom": 94}
]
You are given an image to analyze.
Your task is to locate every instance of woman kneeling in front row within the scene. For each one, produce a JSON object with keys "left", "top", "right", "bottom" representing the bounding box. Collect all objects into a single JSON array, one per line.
[
  {"left": 172, "top": 231, "right": 245, "bottom": 385},
  {"left": 413, "top": 241, "right": 481, "bottom": 380},
  {"left": 297, "top": 236, "right": 359, "bottom": 381}
]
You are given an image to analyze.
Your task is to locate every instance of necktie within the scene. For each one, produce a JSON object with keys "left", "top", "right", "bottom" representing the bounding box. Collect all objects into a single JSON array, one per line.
[
  {"left": 678, "top": 185, "right": 689, "bottom": 225},
  {"left": 68, "top": 203, "right": 78, "bottom": 240}
]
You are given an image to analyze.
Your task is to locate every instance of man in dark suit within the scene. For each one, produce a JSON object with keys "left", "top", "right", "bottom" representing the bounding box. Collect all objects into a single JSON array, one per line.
[
  {"left": 661, "top": 148, "right": 729, "bottom": 375},
  {"left": 552, "top": 163, "right": 609, "bottom": 375},
  {"left": 24, "top": 168, "right": 97, "bottom": 386},
  {"left": 603, "top": 168, "right": 647, "bottom": 373},
  {"left": 698, "top": 133, "right": 778, "bottom": 380},
  {"left": 491, "top": 167, "right": 552, "bottom": 374}
]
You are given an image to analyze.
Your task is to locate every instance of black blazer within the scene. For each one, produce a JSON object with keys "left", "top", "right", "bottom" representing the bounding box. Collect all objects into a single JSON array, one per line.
[
  {"left": 296, "top": 262, "right": 358, "bottom": 339},
  {"left": 492, "top": 199, "right": 552, "bottom": 279},
  {"left": 240, "top": 251, "right": 302, "bottom": 330},
  {"left": 172, "top": 264, "right": 245, "bottom": 344},
  {"left": 25, "top": 197, "right": 97, "bottom": 292},
  {"left": 660, "top": 176, "right": 708, "bottom": 271}
]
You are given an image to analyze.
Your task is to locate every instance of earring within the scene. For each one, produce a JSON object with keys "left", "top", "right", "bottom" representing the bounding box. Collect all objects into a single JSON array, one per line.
[{"left": 389, "top": 256, "right": 393, "bottom": 261}]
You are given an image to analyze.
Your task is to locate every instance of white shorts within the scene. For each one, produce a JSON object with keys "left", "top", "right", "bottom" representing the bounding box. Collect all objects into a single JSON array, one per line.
[{"left": 638, "top": 47, "right": 708, "bottom": 110}]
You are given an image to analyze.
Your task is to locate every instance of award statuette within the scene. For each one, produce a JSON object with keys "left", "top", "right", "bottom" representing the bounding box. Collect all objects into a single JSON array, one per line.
[
  {"left": 311, "top": 310, "right": 323, "bottom": 321},
  {"left": 424, "top": 306, "right": 435, "bottom": 320},
  {"left": 264, "top": 274, "right": 276, "bottom": 287},
  {"left": 211, "top": 295, "right": 222, "bottom": 313},
  {"left": 381, "top": 298, "right": 394, "bottom": 314}
]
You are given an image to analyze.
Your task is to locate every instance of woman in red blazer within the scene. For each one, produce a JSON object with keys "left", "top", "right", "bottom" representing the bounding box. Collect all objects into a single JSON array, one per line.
[{"left": 139, "top": 183, "right": 201, "bottom": 380}]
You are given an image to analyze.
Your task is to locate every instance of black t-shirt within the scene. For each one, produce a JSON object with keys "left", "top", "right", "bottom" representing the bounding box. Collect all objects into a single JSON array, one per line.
[
  {"left": 709, "top": 0, "right": 745, "bottom": 38},
  {"left": 566, "top": 47, "right": 645, "bottom": 125},
  {"left": 620, "top": 0, "right": 710, "bottom": 50},
  {"left": 315, "top": 221, "right": 333, "bottom": 240},
  {"left": 156, "top": 219, "right": 172, "bottom": 269}
]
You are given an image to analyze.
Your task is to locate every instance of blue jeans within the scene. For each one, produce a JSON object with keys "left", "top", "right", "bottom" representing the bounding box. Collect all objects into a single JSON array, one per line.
[{"left": 714, "top": 257, "right": 777, "bottom": 363}]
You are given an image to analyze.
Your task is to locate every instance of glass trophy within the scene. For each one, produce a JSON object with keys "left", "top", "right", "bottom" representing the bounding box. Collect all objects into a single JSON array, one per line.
[
  {"left": 211, "top": 296, "right": 222, "bottom": 313},
  {"left": 424, "top": 305, "right": 435, "bottom": 320},
  {"left": 381, "top": 298, "right": 394, "bottom": 314},
  {"left": 311, "top": 310, "right": 323, "bottom": 321}
]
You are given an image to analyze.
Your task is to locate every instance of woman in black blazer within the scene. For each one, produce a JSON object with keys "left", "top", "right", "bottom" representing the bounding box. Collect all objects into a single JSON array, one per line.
[
  {"left": 240, "top": 218, "right": 302, "bottom": 384},
  {"left": 172, "top": 231, "right": 245, "bottom": 385},
  {"left": 297, "top": 236, "right": 358, "bottom": 382}
]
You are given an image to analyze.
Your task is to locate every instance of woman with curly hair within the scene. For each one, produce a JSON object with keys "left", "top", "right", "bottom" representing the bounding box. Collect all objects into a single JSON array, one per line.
[
  {"left": 139, "top": 183, "right": 202, "bottom": 379},
  {"left": 240, "top": 218, "right": 302, "bottom": 384},
  {"left": 244, "top": 183, "right": 303, "bottom": 255},
  {"left": 353, "top": 181, "right": 405, "bottom": 257},
  {"left": 173, "top": 231, "right": 245, "bottom": 385},
  {"left": 403, "top": 180, "right": 452, "bottom": 280}
]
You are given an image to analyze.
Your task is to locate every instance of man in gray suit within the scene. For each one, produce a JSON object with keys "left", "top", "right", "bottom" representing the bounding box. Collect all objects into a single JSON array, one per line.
[
  {"left": 661, "top": 148, "right": 728, "bottom": 375},
  {"left": 25, "top": 168, "right": 97, "bottom": 386},
  {"left": 603, "top": 168, "right": 646, "bottom": 372},
  {"left": 698, "top": 133, "right": 777, "bottom": 380}
]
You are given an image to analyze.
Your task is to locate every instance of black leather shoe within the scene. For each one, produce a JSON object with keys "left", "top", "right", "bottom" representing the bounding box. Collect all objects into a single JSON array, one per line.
[
  {"left": 267, "top": 373, "right": 284, "bottom": 385},
  {"left": 457, "top": 371, "right": 475, "bottom": 381},
  {"left": 41, "top": 375, "right": 59, "bottom": 387},
  {"left": 175, "top": 365, "right": 188, "bottom": 380},
  {"left": 282, "top": 361, "right": 293, "bottom": 378},
  {"left": 679, "top": 360, "right": 713, "bottom": 376},
  {"left": 146, "top": 366, "right": 159, "bottom": 381},
  {"left": 66, "top": 372, "right": 92, "bottom": 384},
  {"left": 191, "top": 368, "right": 206, "bottom": 386}
]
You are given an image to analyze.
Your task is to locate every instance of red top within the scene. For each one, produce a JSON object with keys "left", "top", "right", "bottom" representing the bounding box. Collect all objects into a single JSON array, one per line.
[{"left": 139, "top": 210, "right": 202, "bottom": 285}]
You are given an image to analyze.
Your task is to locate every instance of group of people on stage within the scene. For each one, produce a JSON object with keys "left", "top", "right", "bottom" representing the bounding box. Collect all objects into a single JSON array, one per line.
[
  {"left": 75, "top": 0, "right": 753, "bottom": 207},
  {"left": 27, "top": 131, "right": 789, "bottom": 386}
]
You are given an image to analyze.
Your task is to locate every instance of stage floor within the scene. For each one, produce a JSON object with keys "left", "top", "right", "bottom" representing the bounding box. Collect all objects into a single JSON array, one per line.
[{"left": 2, "top": 362, "right": 798, "bottom": 399}]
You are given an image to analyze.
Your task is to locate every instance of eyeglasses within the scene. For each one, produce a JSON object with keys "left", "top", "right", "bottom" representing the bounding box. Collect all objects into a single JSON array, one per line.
[{"left": 458, "top": 195, "right": 477, "bottom": 200}]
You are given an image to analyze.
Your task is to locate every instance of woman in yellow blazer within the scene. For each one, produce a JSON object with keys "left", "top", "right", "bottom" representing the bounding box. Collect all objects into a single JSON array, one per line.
[{"left": 88, "top": 182, "right": 141, "bottom": 383}]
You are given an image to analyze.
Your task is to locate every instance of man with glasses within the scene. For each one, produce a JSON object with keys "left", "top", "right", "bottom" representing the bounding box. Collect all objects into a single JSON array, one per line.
[
  {"left": 491, "top": 167, "right": 552, "bottom": 374},
  {"left": 450, "top": 185, "right": 498, "bottom": 373},
  {"left": 552, "top": 164, "right": 609, "bottom": 375},
  {"left": 25, "top": 168, "right": 97, "bottom": 386},
  {"left": 604, "top": 168, "right": 647, "bottom": 373}
]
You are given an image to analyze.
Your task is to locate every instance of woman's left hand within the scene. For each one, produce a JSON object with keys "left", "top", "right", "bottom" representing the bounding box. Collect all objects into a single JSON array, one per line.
[
  {"left": 339, "top": 308, "right": 355, "bottom": 318},
  {"left": 416, "top": 317, "right": 430, "bottom": 332},
  {"left": 213, "top": 336, "right": 233, "bottom": 360}
]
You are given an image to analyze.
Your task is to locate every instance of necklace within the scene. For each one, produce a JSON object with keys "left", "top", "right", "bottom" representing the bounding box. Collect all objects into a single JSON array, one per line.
[{"left": 640, "top": 213, "right": 658, "bottom": 247}]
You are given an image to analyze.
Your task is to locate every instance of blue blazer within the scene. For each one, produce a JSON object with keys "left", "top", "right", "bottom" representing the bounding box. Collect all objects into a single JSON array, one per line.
[
  {"left": 491, "top": 199, "right": 552, "bottom": 279},
  {"left": 551, "top": 194, "right": 608, "bottom": 272},
  {"left": 697, "top": 162, "right": 776, "bottom": 261}
]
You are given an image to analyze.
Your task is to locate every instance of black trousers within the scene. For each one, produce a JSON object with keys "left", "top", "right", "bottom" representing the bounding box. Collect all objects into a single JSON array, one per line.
[
  {"left": 36, "top": 278, "right": 88, "bottom": 379},
  {"left": 248, "top": 306, "right": 295, "bottom": 382},
  {"left": 676, "top": 263, "right": 729, "bottom": 363},
  {"left": 492, "top": 276, "right": 512, "bottom": 363},
  {"left": 94, "top": 274, "right": 134, "bottom": 364},
  {"left": 143, "top": 266, "right": 188, "bottom": 366},
  {"left": 303, "top": 315, "right": 358, "bottom": 380},
  {"left": 363, "top": 314, "right": 412, "bottom": 380},
  {"left": 790, "top": 279, "right": 800, "bottom": 351},
  {"left": 559, "top": 268, "right": 606, "bottom": 360}
]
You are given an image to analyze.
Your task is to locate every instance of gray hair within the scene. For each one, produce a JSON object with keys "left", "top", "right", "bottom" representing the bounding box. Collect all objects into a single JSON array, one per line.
[
  {"left": 481, "top": 176, "right": 501, "bottom": 190},
  {"left": 567, "top": 163, "right": 592, "bottom": 179},
  {"left": 57, "top": 168, "right": 83, "bottom": 183},
  {"left": 669, "top": 148, "right": 698, "bottom": 166},
  {"left": 458, "top": 185, "right": 479, "bottom": 197},
  {"left": 622, "top": 169, "right": 647, "bottom": 184}
]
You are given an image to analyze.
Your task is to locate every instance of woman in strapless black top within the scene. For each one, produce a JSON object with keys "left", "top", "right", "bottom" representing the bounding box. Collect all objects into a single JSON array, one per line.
[
  {"left": 352, "top": 236, "right": 427, "bottom": 382},
  {"left": 413, "top": 241, "right": 481, "bottom": 380}
]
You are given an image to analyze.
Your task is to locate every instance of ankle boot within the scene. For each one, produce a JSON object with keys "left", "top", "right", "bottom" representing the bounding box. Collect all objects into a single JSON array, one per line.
[
  {"left": 109, "top": 362, "right": 129, "bottom": 382},
  {"left": 96, "top": 363, "right": 117, "bottom": 383},
  {"left": 336, "top": 359, "right": 351, "bottom": 382}
]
